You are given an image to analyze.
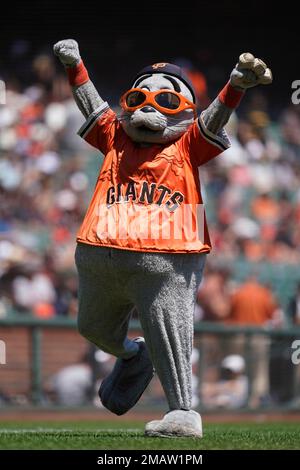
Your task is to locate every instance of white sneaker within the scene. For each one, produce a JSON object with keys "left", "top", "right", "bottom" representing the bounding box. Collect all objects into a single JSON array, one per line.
[{"left": 145, "top": 410, "right": 203, "bottom": 438}]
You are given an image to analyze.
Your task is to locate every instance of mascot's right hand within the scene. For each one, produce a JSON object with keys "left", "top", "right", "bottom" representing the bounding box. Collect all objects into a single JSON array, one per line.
[{"left": 53, "top": 39, "right": 81, "bottom": 67}]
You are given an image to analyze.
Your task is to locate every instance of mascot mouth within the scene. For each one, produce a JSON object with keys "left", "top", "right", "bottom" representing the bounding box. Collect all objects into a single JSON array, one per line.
[{"left": 137, "top": 124, "right": 160, "bottom": 133}]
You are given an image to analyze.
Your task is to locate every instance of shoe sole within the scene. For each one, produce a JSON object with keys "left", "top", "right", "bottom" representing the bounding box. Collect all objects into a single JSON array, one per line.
[{"left": 145, "top": 429, "right": 203, "bottom": 438}]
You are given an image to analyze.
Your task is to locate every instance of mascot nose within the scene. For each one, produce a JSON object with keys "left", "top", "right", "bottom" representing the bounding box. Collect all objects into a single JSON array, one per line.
[{"left": 141, "top": 106, "right": 155, "bottom": 113}]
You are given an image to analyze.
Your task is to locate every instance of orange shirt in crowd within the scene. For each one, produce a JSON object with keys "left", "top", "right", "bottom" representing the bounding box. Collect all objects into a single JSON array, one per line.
[
  {"left": 251, "top": 195, "right": 280, "bottom": 222},
  {"left": 228, "top": 280, "right": 277, "bottom": 325}
]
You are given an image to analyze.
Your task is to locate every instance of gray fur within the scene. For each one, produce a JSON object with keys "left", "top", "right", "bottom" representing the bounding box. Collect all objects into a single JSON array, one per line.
[
  {"left": 72, "top": 81, "right": 104, "bottom": 118},
  {"left": 201, "top": 97, "right": 233, "bottom": 134},
  {"left": 54, "top": 39, "right": 104, "bottom": 118},
  {"left": 75, "top": 243, "right": 206, "bottom": 410}
]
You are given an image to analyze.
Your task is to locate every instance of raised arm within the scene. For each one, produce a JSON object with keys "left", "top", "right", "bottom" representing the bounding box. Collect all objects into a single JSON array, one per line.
[
  {"left": 53, "top": 39, "right": 104, "bottom": 118},
  {"left": 202, "top": 53, "right": 272, "bottom": 133}
]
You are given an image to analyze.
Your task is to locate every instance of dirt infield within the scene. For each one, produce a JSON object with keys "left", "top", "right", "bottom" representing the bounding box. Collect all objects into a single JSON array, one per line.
[{"left": 1, "top": 407, "right": 300, "bottom": 423}]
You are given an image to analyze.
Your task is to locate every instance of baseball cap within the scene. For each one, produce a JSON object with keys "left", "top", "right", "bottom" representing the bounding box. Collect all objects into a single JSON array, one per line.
[
  {"left": 132, "top": 63, "right": 196, "bottom": 103},
  {"left": 221, "top": 355, "right": 245, "bottom": 373}
]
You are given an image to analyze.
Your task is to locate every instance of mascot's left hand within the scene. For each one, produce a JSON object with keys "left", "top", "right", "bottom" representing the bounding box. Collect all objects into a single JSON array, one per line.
[{"left": 230, "top": 52, "right": 272, "bottom": 89}]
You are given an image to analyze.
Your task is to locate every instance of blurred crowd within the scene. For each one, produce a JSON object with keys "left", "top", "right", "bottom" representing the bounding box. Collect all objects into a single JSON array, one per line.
[
  {"left": 0, "top": 51, "right": 97, "bottom": 318},
  {"left": 1, "top": 46, "right": 300, "bottom": 325}
]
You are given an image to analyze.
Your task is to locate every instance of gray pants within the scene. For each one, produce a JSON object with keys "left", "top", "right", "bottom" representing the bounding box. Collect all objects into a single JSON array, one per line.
[{"left": 75, "top": 243, "right": 206, "bottom": 410}]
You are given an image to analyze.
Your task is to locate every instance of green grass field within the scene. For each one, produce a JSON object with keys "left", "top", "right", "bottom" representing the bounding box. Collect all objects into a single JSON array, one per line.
[{"left": 0, "top": 421, "right": 299, "bottom": 450}]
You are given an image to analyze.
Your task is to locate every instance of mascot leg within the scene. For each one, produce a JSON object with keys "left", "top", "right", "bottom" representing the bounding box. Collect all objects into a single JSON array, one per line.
[
  {"left": 75, "top": 243, "right": 154, "bottom": 415},
  {"left": 130, "top": 252, "right": 206, "bottom": 437}
]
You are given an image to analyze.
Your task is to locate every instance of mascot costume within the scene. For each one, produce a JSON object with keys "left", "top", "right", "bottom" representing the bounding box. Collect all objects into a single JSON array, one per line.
[{"left": 54, "top": 39, "right": 272, "bottom": 437}]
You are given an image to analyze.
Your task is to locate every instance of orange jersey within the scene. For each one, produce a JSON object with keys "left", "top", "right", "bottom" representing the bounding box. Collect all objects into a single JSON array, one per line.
[{"left": 77, "top": 103, "right": 230, "bottom": 253}]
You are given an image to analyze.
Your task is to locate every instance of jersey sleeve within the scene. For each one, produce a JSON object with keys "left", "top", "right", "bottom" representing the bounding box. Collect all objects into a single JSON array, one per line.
[
  {"left": 179, "top": 112, "right": 231, "bottom": 167},
  {"left": 77, "top": 102, "right": 116, "bottom": 154}
]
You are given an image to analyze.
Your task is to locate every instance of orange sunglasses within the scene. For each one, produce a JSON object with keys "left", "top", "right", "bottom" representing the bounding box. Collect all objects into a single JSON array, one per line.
[{"left": 120, "top": 88, "right": 197, "bottom": 118}]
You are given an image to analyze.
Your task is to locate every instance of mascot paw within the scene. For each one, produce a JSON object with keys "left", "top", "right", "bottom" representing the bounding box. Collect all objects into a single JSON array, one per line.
[
  {"left": 230, "top": 52, "right": 272, "bottom": 89},
  {"left": 53, "top": 39, "right": 81, "bottom": 67}
]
